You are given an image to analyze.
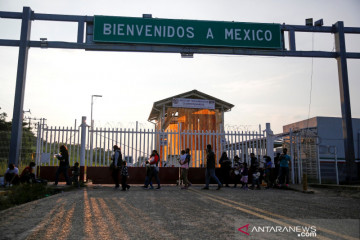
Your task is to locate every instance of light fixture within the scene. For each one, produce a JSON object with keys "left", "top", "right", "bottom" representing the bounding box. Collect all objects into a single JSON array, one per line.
[
  {"left": 143, "top": 14, "right": 152, "bottom": 19},
  {"left": 90, "top": 94, "right": 102, "bottom": 163},
  {"left": 305, "top": 18, "right": 313, "bottom": 26},
  {"left": 181, "top": 52, "right": 194, "bottom": 58},
  {"left": 91, "top": 94, "right": 102, "bottom": 129},
  {"left": 314, "top": 19, "right": 324, "bottom": 27},
  {"left": 40, "top": 38, "right": 48, "bottom": 48}
]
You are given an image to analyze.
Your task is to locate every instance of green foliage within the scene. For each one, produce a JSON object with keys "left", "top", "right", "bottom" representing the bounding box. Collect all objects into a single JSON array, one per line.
[
  {"left": 0, "top": 111, "right": 37, "bottom": 175},
  {"left": 0, "top": 184, "right": 56, "bottom": 211}
]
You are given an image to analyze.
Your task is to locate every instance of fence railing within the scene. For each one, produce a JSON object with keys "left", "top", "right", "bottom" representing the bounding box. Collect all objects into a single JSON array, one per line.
[
  {"left": 35, "top": 121, "right": 81, "bottom": 168},
  {"left": 36, "top": 117, "right": 271, "bottom": 169}
]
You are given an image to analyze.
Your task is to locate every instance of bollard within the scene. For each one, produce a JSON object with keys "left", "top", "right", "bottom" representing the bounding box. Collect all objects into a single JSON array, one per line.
[{"left": 303, "top": 173, "right": 308, "bottom": 192}]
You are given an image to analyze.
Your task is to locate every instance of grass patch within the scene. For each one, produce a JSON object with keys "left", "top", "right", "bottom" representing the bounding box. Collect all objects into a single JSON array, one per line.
[{"left": 0, "top": 184, "right": 57, "bottom": 211}]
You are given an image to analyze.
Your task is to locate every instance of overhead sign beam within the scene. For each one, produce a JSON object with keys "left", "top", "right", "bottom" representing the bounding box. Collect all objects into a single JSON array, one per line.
[{"left": 1, "top": 39, "right": 360, "bottom": 59}]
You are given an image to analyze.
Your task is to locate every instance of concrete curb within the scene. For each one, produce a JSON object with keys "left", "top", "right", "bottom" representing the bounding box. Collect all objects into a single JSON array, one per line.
[
  {"left": 286, "top": 185, "right": 315, "bottom": 194},
  {"left": 309, "top": 183, "right": 360, "bottom": 191}
]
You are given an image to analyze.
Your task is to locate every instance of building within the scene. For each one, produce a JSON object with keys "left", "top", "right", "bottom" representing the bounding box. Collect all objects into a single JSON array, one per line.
[
  {"left": 282, "top": 116, "right": 360, "bottom": 183},
  {"left": 148, "top": 89, "right": 234, "bottom": 132},
  {"left": 148, "top": 89, "right": 234, "bottom": 166}
]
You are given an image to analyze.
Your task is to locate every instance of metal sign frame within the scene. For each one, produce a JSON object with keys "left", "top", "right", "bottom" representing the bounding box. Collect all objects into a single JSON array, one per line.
[{"left": 1, "top": 7, "right": 359, "bottom": 183}]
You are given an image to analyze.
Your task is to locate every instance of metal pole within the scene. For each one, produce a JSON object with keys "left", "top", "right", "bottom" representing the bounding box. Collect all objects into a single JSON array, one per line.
[
  {"left": 334, "top": 21, "right": 357, "bottom": 184},
  {"left": 316, "top": 137, "right": 322, "bottom": 184},
  {"left": 80, "top": 116, "right": 87, "bottom": 182},
  {"left": 334, "top": 146, "right": 339, "bottom": 185},
  {"left": 265, "top": 123, "right": 274, "bottom": 164},
  {"left": 9, "top": 7, "right": 32, "bottom": 166},
  {"left": 90, "top": 96, "right": 93, "bottom": 165},
  {"left": 290, "top": 128, "right": 295, "bottom": 184},
  {"left": 297, "top": 135, "right": 302, "bottom": 184}
]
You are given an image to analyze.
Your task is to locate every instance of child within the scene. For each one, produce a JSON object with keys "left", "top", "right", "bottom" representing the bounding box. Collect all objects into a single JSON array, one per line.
[
  {"left": 232, "top": 156, "right": 241, "bottom": 188},
  {"left": 121, "top": 161, "right": 130, "bottom": 191},
  {"left": 71, "top": 162, "right": 80, "bottom": 188},
  {"left": 240, "top": 162, "right": 249, "bottom": 190},
  {"left": 250, "top": 166, "right": 261, "bottom": 190},
  {"left": 264, "top": 156, "right": 272, "bottom": 189}
]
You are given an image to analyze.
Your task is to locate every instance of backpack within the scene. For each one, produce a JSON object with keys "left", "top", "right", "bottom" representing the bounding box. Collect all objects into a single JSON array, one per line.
[
  {"left": 116, "top": 150, "right": 123, "bottom": 167},
  {"left": 112, "top": 150, "right": 122, "bottom": 167},
  {"left": 186, "top": 154, "right": 191, "bottom": 167}
]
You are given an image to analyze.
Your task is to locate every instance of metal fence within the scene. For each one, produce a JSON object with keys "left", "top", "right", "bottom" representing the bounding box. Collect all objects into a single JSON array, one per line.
[{"left": 35, "top": 119, "right": 269, "bottom": 169}]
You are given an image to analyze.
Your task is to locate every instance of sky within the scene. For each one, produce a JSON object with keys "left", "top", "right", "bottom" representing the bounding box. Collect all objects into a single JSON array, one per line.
[{"left": 0, "top": 0, "right": 359, "bottom": 134}]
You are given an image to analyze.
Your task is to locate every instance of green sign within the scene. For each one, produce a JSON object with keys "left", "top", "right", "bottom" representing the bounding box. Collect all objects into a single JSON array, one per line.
[{"left": 93, "top": 16, "right": 282, "bottom": 49}]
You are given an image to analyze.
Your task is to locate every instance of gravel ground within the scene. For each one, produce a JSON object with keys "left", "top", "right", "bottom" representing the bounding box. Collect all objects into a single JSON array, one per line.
[{"left": 0, "top": 184, "right": 359, "bottom": 240}]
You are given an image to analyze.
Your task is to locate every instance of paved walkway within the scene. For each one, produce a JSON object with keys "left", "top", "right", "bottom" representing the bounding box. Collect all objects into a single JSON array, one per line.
[{"left": 0, "top": 184, "right": 359, "bottom": 240}]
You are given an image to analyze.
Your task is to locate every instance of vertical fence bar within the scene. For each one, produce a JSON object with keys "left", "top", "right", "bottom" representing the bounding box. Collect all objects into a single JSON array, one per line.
[
  {"left": 150, "top": 129, "right": 153, "bottom": 155},
  {"left": 127, "top": 128, "right": 130, "bottom": 161},
  {"left": 131, "top": 128, "right": 134, "bottom": 165},
  {"left": 98, "top": 128, "right": 102, "bottom": 166},
  {"left": 143, "top": 129, "right": 146, "bottom": 163},
  {"left": 103, "top": 129, "right": 106, "bottom": 166},
  {"left": 290, "top": 128, "right": 295, "bottom": 184},
  {"left": 296, "top": 135, "right": 301, "bottom": 184}
]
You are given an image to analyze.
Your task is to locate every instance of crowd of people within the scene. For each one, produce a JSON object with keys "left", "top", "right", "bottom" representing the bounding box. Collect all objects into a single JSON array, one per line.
[
  {"left": 217, "top": 148, "right": 291, "bottom": 190},
  {"left": 108, "top": 144, "right": 291, "bottom": 191},
  {"left": 127, "top": 144, "right": 290, "bottom": 191},
  {"left": 2, "top": 144, "right": 290, "bottom": 191}
]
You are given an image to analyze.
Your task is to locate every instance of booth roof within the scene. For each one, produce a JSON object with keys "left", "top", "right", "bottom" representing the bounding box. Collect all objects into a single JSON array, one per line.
[{"left": 148, "top": 89, "right": 234, "bottom": 122}]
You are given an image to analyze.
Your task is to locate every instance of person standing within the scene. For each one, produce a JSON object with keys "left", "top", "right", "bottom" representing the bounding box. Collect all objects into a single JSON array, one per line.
[
  {"left": 143, "top": 160, "right": 154, "bottom": 189},
  {"left": 144, "top": 150, "right": 161, "bottom": 189},
  {"left": 185, "top": 148, "right": 192, "bottom": 187},
  {"left": 219, "top": 152, "right": 232, "bottom": 187},
  {"left": 273, "top": 153, "right": 281, "bottom": 185},
  {"left": 179, "top": 150, "right": 190, "bottom": 189},
  {"left": 54, "top": 145, "right": 71, "bottom": 185},
  {"left": 111, "top": 145, "right": 122, "bottom": 189},
  {"left": 278, "top": 148, "right": 291, "bottom": 187},
  {"left": 249, "top": 152, "right": 261, "bottom": 190},
  {"left": 202, "top": 144, "right": 222, "bottom": 190}
]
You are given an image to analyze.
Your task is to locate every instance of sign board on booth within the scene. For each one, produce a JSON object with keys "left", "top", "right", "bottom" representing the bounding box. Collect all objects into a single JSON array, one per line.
[{"left": 172, "top": 98, "right": 215, "bottom": 109}]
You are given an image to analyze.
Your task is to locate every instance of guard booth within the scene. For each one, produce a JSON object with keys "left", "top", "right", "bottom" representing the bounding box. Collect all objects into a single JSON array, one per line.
[{"left": 148, "top": 89, "right": 234, "bottom": 167}]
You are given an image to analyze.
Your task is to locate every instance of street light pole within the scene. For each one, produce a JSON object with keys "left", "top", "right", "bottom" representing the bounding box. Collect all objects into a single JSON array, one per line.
[{"left": 90, "top": 95, "right": 102, "bottom": 164}]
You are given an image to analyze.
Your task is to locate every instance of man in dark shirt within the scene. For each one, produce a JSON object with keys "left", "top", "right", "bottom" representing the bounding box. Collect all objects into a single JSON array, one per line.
[{"left": 202, "top": 144, "right": 222, "bottom": 190}]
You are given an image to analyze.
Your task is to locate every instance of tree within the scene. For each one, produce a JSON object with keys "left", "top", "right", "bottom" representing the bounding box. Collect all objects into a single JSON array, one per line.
[{"left": 0, "top": 111, "right": 36, "bottom": 167}]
